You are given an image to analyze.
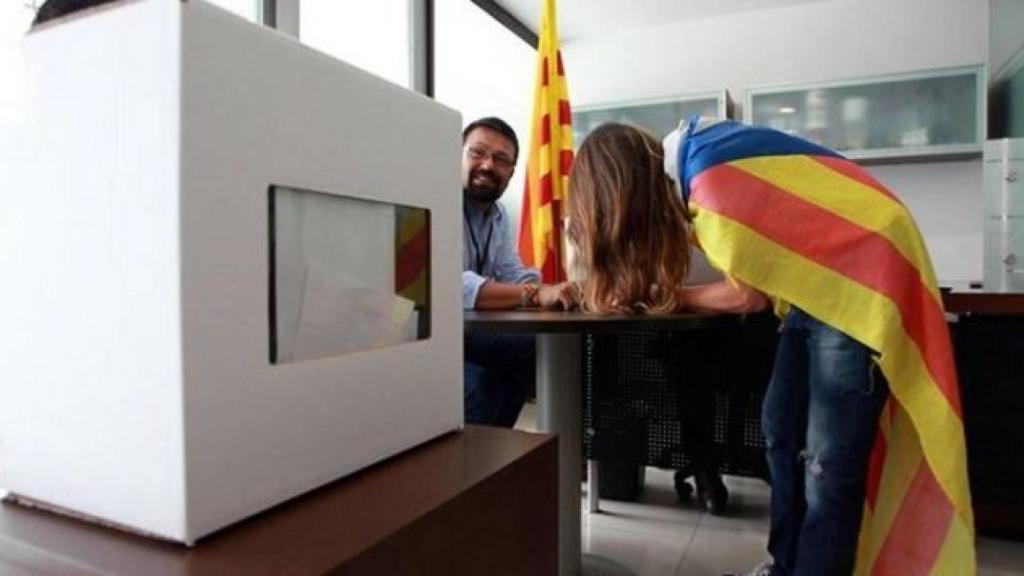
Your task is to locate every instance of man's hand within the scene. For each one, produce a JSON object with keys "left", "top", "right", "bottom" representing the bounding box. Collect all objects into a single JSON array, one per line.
[{"left": 538, "top": 281, "right": 579, "bottom": 310}]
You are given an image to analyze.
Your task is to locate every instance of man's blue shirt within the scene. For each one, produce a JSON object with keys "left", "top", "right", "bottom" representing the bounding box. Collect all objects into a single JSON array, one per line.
[{"left": 462, "top": 201, "right": 540, "bottom": 309}]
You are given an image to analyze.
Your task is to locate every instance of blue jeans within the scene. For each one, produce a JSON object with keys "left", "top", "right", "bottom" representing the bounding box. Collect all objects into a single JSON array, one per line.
[
  {"left": 464, "top": 332, "right": 534, "bottom": 427},
  {"left": 763, "top": 308, "right": 888, "bottom": 576}
]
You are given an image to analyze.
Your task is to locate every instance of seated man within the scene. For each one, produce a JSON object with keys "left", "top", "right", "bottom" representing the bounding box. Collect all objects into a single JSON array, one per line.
[{"left": 461, "top": 117, "right": 575, "bottom": 427}]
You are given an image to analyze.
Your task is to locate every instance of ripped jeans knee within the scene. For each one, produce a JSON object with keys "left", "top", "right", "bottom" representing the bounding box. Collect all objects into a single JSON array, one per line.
[
  {"left": 801, "top": 449, "right": 825, "bottom": 479},
  {"left": 800, "top": 447, "right": 872, "bottom": 516}
]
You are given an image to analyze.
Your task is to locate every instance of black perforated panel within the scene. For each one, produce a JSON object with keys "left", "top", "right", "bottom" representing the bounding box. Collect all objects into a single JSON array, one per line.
[{"left": 583, "top": 314, "right": 779, "bottom": 479}]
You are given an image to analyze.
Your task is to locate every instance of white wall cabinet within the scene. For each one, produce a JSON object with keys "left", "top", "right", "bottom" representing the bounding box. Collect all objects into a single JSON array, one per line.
[
  {"left": 573, "top": 90, "right": 732, "bottom": 145},
  {"left": 744, "top": 65, "right": 985, "bottom": 162}
]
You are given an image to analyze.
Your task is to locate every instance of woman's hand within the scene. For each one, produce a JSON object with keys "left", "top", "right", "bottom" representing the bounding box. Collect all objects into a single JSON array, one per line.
[{"left": 538, "top": 281, "right": 580, "bottom": 310}]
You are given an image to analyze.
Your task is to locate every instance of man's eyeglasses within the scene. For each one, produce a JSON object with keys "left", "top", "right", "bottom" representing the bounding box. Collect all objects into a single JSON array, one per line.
[{"left": 465, "top": 146, "right": 515, "bottom": 170}]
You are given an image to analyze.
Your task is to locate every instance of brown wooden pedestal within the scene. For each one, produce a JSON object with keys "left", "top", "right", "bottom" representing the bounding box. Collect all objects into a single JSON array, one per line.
[{"left": 0, "top": 425, "right": 558, "bottom": 576}]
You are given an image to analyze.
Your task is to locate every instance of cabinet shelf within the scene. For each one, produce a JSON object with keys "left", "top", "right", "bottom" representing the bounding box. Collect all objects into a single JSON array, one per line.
[{"left": 744, "top": 65, "right": 985, "bottom": 162}]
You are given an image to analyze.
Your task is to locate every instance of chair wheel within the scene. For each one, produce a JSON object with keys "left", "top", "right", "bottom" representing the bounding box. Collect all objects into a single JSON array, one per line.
[
  {"left": 695, "top": 470, "right": 729, "bottom": 515},
  {"left": 673, "top": 470, "right": 694, "bottom": 501}
]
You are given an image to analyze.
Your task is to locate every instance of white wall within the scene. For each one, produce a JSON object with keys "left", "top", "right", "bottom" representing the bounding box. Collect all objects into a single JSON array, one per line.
[
  {"left": 0, "top": 3, "right": 34, "bottom": 170},
  {"left": 299, "top": 1, "right": 411, "bottom": 88},
  {"left": 562, "top": 0, "right": 989, "bottom": 282},
  {"left": 0, "top": 0, "right": 35, "bottom": 504},
  {"left": 434, "top": 1, "right": 535, "bottom": 237}
]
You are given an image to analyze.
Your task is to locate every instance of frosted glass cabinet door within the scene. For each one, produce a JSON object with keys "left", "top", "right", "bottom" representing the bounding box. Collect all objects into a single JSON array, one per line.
[
  {"left": 573, "top": 90, "right": 731, "bottom": 145},
  {"left": 745, "top": 65, "right": 984, "bottom": 161}
]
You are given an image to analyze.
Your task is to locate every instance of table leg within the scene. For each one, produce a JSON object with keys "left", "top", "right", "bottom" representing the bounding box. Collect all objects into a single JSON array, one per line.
[
  {"left": 536, "top": 333, "right": 582, "bottom": 576},
  {"left": 537, "top": 334, "right": 633, "bottom": 576},
  {"left": 587, "top": 460, "right": 600, "bottom": 513}
]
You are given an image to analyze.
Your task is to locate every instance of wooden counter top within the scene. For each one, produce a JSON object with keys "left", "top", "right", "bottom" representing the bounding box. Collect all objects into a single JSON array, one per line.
[
  {"left": 942, "top": 288, "right": 1024, "bottom": 316},
  {"left": 0, "top": 426, "right": 558, "bottom": 576}
]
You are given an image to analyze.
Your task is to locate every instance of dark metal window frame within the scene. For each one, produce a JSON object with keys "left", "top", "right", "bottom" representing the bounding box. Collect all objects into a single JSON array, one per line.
[
  {"left": 261, "top": 0, "right": 276, "bottom": 27},
  {"left": 260, "top": 0, "right": 536, "bottom": 98},
  {"left": 468, "top": 0, "right": 537, "bottom": 48}
]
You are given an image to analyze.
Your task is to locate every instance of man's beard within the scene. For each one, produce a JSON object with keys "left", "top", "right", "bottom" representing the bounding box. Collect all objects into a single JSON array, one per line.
[{"left": 464, "top": 169, "right": 504, "bottom": 204}]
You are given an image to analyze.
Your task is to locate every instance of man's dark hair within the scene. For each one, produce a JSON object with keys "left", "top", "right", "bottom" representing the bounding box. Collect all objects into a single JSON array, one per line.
[
  {"left": 33, "top": 0, "right": 119, "bottom": 27},
  {"left": 462, "top": 117, "right": 519, "bottom": 161}
]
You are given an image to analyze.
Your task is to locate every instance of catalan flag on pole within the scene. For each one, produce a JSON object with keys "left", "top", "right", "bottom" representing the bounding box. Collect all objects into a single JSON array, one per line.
[
  {"left": 518, "top": 0, "right": 573, "bottom": 283},
  {"left": 676, "top": 119, "right": 975, "bottom": 575}
]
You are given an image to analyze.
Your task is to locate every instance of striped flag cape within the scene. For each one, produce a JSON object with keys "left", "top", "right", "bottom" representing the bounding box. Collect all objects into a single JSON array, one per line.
[
  {"left": 676, "top": 119, "right": 976, "bottom": 575},
  {"left": 518, "top": 0, "right": 573, "bottom": 283}
]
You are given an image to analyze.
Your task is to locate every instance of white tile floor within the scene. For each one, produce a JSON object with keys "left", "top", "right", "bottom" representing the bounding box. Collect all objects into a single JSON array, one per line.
[{"left": 515, "top": 402, "right": 1024, "bottom": 576}]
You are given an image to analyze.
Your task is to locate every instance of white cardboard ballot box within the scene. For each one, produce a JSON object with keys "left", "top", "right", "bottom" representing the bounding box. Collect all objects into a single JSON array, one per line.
[{"left": 0, "top": 0, "right": 463, "bottom": 544}]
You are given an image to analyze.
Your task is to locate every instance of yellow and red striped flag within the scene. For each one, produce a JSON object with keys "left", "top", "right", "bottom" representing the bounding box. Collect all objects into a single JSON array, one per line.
[
  {"left": 676, "top": 119, "right": 976, "bottom": 575},
  {"left": 395, "top": 206, "right": 428, "bottom": 307},
  {"left": 518, "top": 0, "right": 573, "bottom": 283}
]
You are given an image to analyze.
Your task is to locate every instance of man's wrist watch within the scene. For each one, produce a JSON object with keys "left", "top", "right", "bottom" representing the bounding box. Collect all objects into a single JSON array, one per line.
[{"left": 521, "top": 283, "right": 540, "bottom": 308}]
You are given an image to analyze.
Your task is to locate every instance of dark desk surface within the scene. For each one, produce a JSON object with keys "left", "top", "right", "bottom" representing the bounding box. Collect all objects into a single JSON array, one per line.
[
  {"left": 464, "top": 287, "right": 1024, "bottom": 322},
  {"left": 942, "top": 289, "right": 1024, "bottom": 316},
  {"left": 0, "top": 426, "right": 556, "bottom": 576},
  {"left": 464, "top": 309, "right": 727, "bottom": 333}
]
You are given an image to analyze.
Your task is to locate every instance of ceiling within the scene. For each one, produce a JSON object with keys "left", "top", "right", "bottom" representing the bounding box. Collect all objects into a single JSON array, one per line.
[{"left": 491, "top": 0, "right": 834, "bottom": 42}]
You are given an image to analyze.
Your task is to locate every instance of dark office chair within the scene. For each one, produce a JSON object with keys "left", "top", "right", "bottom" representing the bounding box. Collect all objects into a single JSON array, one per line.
[{"left": 582, "top": 312, "right": 778, "bottom": 514}]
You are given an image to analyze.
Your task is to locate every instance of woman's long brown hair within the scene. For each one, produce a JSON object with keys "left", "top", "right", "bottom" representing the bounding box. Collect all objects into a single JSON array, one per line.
[{"left": 568, "top": 123, "right": 691, "bottom": 314}]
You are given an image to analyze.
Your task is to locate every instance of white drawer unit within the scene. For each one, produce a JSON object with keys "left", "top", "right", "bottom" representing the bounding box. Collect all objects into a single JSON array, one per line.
[{"left": 984, "top": 138, "right": 1024, "bottom": 292}]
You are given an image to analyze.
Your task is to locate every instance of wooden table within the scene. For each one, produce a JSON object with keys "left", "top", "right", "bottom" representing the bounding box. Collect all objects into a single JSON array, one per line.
[
  {"left": 942, "top": 287, "right": 1024, "bottom": 316},
  {"left": 0, "top": 426, "right": 557, "bottom": 576},
  {"left": 465, "top": 310, "right": 724, "bottom": 576}
]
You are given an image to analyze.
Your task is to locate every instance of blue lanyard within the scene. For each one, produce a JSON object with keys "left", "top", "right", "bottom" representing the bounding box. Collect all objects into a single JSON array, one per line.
[{"left": 463, "top": 204, "right": 495, "bottom": 275}]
